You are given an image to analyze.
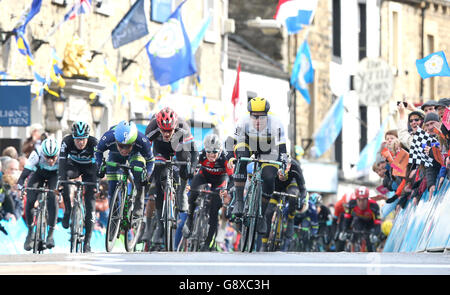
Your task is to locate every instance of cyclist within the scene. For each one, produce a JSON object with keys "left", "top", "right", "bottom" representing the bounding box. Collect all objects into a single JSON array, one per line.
[
  {"left": 260, "top": 155, "right": 308, "bottom": 251},
  {"left": 314, "top": 193, "right": 333, "bottom": 251},
  {"left": 95, "top": 120, "right": 154, "bottom": 222},
  {"left": 332, "top": 192, "right": 356, "bottom": 251},
  {"left": 291, "top": 193, "right": 319, "bottom": 252},
  {"left": 17, "top": 137, "right": 60, "bottom": 251},
  {"left": 58, "top": 121, "right": 98, "bottom": 252},
  {"left": 339, "top": 186, "right": 381, "bottom": 252},
  {"left": 145, "top": 107, "right": 199, "bottom": 248},
  {"left": 182, "top": 133, "right": 233, "bottom": 251},
  {"left": 229, "top": 97, "right": 288, "bottom": 237}
]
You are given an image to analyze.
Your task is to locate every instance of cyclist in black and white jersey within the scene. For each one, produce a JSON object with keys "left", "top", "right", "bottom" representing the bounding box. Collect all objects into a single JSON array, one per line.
[
  {"left": 17, "top": 138, "right": 60, "bottom": 251},
  {"left": 58, "top": 121, "right": 98, "bottom": 252}
]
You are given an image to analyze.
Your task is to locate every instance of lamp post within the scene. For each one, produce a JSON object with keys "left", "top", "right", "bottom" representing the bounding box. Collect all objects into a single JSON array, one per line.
[{"left": 91, "top": 95, "right": 105, "bottom": 137}]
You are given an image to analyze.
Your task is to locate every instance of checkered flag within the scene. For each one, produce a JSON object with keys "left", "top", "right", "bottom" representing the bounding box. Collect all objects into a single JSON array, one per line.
[{"left": 408, "top": 127, "right": 437, "bottom": 167}]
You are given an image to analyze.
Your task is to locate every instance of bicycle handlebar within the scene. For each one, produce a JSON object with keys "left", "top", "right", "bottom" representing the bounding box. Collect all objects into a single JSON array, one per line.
[
  {"left": 272, "top": 191, "right": 298, "bottom": 198},
  {"left": 239, "top": 157, "right": 282, "bottom": 166},
  {"left": 105, "top": 161, "right": 144, "bottom": 172}
]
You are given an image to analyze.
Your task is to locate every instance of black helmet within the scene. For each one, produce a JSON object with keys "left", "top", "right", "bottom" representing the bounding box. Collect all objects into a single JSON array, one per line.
[{"left": 72, "top": 121, "right": 90, "bottom": 139}]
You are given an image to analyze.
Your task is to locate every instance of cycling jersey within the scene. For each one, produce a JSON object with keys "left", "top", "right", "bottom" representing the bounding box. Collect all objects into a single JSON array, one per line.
[
  {"left": 95, "top": 126, "right": 154, "bottom": 175},
  {"left": 344, "top": 199, "right": 381, "bottom": 224},
  {"left": 146, "top": 116, "right": 197, "bottom": 158},
  {"left": 233, "top": 114, "right": 287, "bottom": 157},
  {"left": 274, "top": 159, "right": 307, "bottom": 199},
  {"left": 198, "top": 150, "right": 234, "bottom": 177},
  {"left": 59, "top": 135, "right": 97, "bottom": 179},
  {"left": 18, "top": 148, "right": 58, "bottom": 187}
]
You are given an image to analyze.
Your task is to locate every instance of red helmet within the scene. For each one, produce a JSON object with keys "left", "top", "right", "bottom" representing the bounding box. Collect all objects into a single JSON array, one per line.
[
  {"left": 156, "top": 107, "right": 178, "bottom": 131},
  {"left": 355, "top": 186, "right": 369, "bottom": 199}
]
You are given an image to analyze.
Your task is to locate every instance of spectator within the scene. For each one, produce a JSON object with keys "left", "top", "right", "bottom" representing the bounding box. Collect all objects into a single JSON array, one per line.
[
  {"left": 0, "top": 173, "right": 24, "bottom": 223},
  {"left": 397, "top": 102, "right": 425, "bottom": 149},
  {"left": 94, "top": 180, "right": 109, "bottom": 229},
  {"left": 22, "top": 123, "right": 46, "bottom": 158},
  {"left": 3, "top": 158, "right": 20, "bottom": 180},
  {"left": 420, "top": 100, "right": 438, "bottom": 115},
  {"left": 422, "top": 112, "right": 446, "bottom": 197},
  {"left": 436, "top": 98, "right": 450, "bottom": 120},
  {"left": 2, "top": 146, "right": 19, "bottom": 160}
]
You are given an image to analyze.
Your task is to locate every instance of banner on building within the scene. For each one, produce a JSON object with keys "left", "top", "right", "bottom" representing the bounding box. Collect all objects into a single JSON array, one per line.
[{"left": 0, "top": 85, "right": 31, "bottom": 126}]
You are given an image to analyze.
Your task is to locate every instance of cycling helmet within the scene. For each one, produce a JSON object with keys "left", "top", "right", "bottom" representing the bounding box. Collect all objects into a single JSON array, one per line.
[
  {"left": 381, "top": 220, "right": 393, "bottom": 236},
  {"left": 310, "top": 193, "right": 322, "bottom": 204},
  {"left": 247, "top": 163, "right": 255, "bottom": 175},
  {"left": 72, "top": 121, "right": 90, "bottom": 138},
  {"left": 203, "top": 133, "right": 222, "bottom": 152},
  {"left": 114, "top": 120, "right": 138, "bottom": 145},
  {"left": 247, "top": 97, "right": 270, "bottom": 113},
  {"left": 41, "top": 138, "right": 59, "bottom": 157},
  {"left": 355, "top": 186, "right": 369, "bottom": 199},
  {"left": 156, "top": 107, "right": 178, "bottom": 131}
]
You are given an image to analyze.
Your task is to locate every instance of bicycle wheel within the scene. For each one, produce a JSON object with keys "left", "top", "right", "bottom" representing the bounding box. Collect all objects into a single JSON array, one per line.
[
  {"left": 268, "top": 210, "right": 283, "bottom": 252},
  {"left": 33, "top": 209, "right": 45, "bottom": 254},
  {"left": 163, "top": 187, "right": 176, "bottom": 251},
  {"left": 187, "top": 210, "right": 201, "bottom": 252},
  {"left": 240, "top": 184, "right": 261, "bottom": 253},
  {"left": 70, "top": 203, "right": 83, "bottom": 253},
  {"left": 106, "top": 185, "right": 125, "bottom": 252},
  {"left": 125, "top": 196, "right": 144, "bottom": 252}
]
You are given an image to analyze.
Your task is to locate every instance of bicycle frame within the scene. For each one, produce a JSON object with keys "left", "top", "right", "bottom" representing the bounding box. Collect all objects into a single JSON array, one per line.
[
  {"left": 235, "top": 156, "right": 282, "bottom": 253},
  {"left": 268, "top": 191, "right": 298, "bottom": 252},
  {"left": 104, "top": 160, "right": 144, "bottom": 252},
  {"left": 23, "top": 185, "right": 58, "bottom": 254},
  {"left": 154, "top": 157, "right": 189, "bottom": 251},
  {"left": 57, "top": 180, "right": 98, "bottom": 253}
]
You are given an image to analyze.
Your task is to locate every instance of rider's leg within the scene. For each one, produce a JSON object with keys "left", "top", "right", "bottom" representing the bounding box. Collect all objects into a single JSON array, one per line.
[
  {"left": 183, "top": 173, "right": 206, "bottom": 237},
  {"left": 203, "top": 193, "right": 222, "bottom": 251},
  {"left": 61, "top": 163, "right": 81, "bottom": 229},
  {"left": 231, "top": 144, "right": 250, "bottom": 216},
  {"left": 81, "top": 165, "right": 97, "bottom": 252},
  {"left": 129, "top": 154, "right": 147, "bottom": 218},
  {"left": 45, "top": 172, "right": 59, "bottom": 248},
  {"left": 23, "top": 173, "right": 41, "bottom": 251}
]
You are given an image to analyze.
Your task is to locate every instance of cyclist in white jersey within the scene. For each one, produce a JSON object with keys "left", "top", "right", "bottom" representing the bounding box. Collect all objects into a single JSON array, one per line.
[{"left": 229, "top": 97, "right": 288, "bottom": 235}]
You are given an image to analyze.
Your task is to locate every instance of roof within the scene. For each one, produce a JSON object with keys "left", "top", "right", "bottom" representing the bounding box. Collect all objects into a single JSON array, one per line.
[{"left": 228, "top": 34, "right": 290, "bottom": 80}]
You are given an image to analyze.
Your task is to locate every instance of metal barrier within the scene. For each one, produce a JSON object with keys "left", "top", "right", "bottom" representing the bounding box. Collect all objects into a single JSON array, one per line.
[{"left": 383, "top": 178, "right": 450, "bottom": 252}]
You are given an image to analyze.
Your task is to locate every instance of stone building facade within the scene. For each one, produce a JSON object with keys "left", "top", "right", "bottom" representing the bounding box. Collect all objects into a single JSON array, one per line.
[{"left": 0, "top": 0, "right": 227, "bottom": 146}]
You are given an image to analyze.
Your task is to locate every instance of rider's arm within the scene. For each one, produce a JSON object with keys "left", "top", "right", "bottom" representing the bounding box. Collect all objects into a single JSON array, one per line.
[
  {"left": 291, "top": 161, "right": 307, "bottom": 199},
  {"left": 94, "top": 131, "right": 113, "bottom": 171},
  {"left": 138, "top": 133, "right": 154, "bottom": 176},
  {"left": 370, "top": 201, "right": 382, "bottom": 235}
]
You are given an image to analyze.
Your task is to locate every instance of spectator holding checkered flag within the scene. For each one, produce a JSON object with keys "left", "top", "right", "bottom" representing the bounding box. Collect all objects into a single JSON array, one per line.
[{"left": 421, "top": 112, "right": 447, "bottom": 198}]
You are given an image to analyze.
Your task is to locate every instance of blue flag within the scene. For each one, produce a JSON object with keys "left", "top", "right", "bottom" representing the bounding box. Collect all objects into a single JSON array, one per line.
[
  {"left": 291, "top": 40, "right": 314, "bottom": 104},
  {"left": 146, "top": 1, "right": 197, "bottom": 86},
  {"left": 416, "top": 51, "right": 450, "bottom": 79},
  {"left": 313, "top": 96, "right": 344, "bottom": 158},
  {"left": 356, "top": 117, "right": 389, "bottom": 172},
  {"left": 170, "top": 14, "right": 212, "bottom": 92},
  {"left": 111, "top": 0, "right": 148, "bottom": 49},
  {"left": 15, "top": 0, "right": 42, "bottom": 35}
]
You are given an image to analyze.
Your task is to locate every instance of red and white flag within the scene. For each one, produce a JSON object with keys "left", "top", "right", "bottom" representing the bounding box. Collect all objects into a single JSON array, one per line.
[{"left": 231, "top": 61, "right": 241, "bottom": 123}]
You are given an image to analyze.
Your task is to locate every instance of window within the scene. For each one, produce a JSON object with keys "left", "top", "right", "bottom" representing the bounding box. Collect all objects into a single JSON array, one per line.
[
  {"left": 332, "top": 0, "right": 341, "bottom": 58},
  {"left": 358, "top": 3, "right": 367, "bottom": 61},
  {"left": 203, "top": 0, "right": 217, "bottom": 43},
  {"left": 392, "top": 11, "right": 399, "bottom": 68},
  {"left": 93, "top": 0, "right": 112, "bottom": 17}
]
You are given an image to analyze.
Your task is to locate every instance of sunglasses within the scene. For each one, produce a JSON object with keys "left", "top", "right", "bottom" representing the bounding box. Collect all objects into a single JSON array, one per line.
[
  {"left": 409, "top": 118, "right": 422, "bottom": 123},
  {"left": 45, "top": 155, "right": 56, "bottom": 160},
  {"left": 206, "top": 150, "right": 219, "bottom": 154},
  {"left": 250, "top": 114, "right": 267, "bottom": 119},
  {"left": 117, "top": 143, "right": 133, "bottom": 150}
]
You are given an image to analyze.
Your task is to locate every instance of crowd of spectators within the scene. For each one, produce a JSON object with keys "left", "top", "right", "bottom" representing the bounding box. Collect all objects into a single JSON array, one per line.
[{"left": 372, "top": 98, "right": 450, "bottom": 216}]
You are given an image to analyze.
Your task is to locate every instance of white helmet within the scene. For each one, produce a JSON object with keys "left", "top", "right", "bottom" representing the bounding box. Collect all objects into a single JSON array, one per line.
[
  {"left": 41, "top": 138, "right": 59, "bottom": 157},
  {"left": 203, "top": 133, "right": 222, "bottom": 152}
]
